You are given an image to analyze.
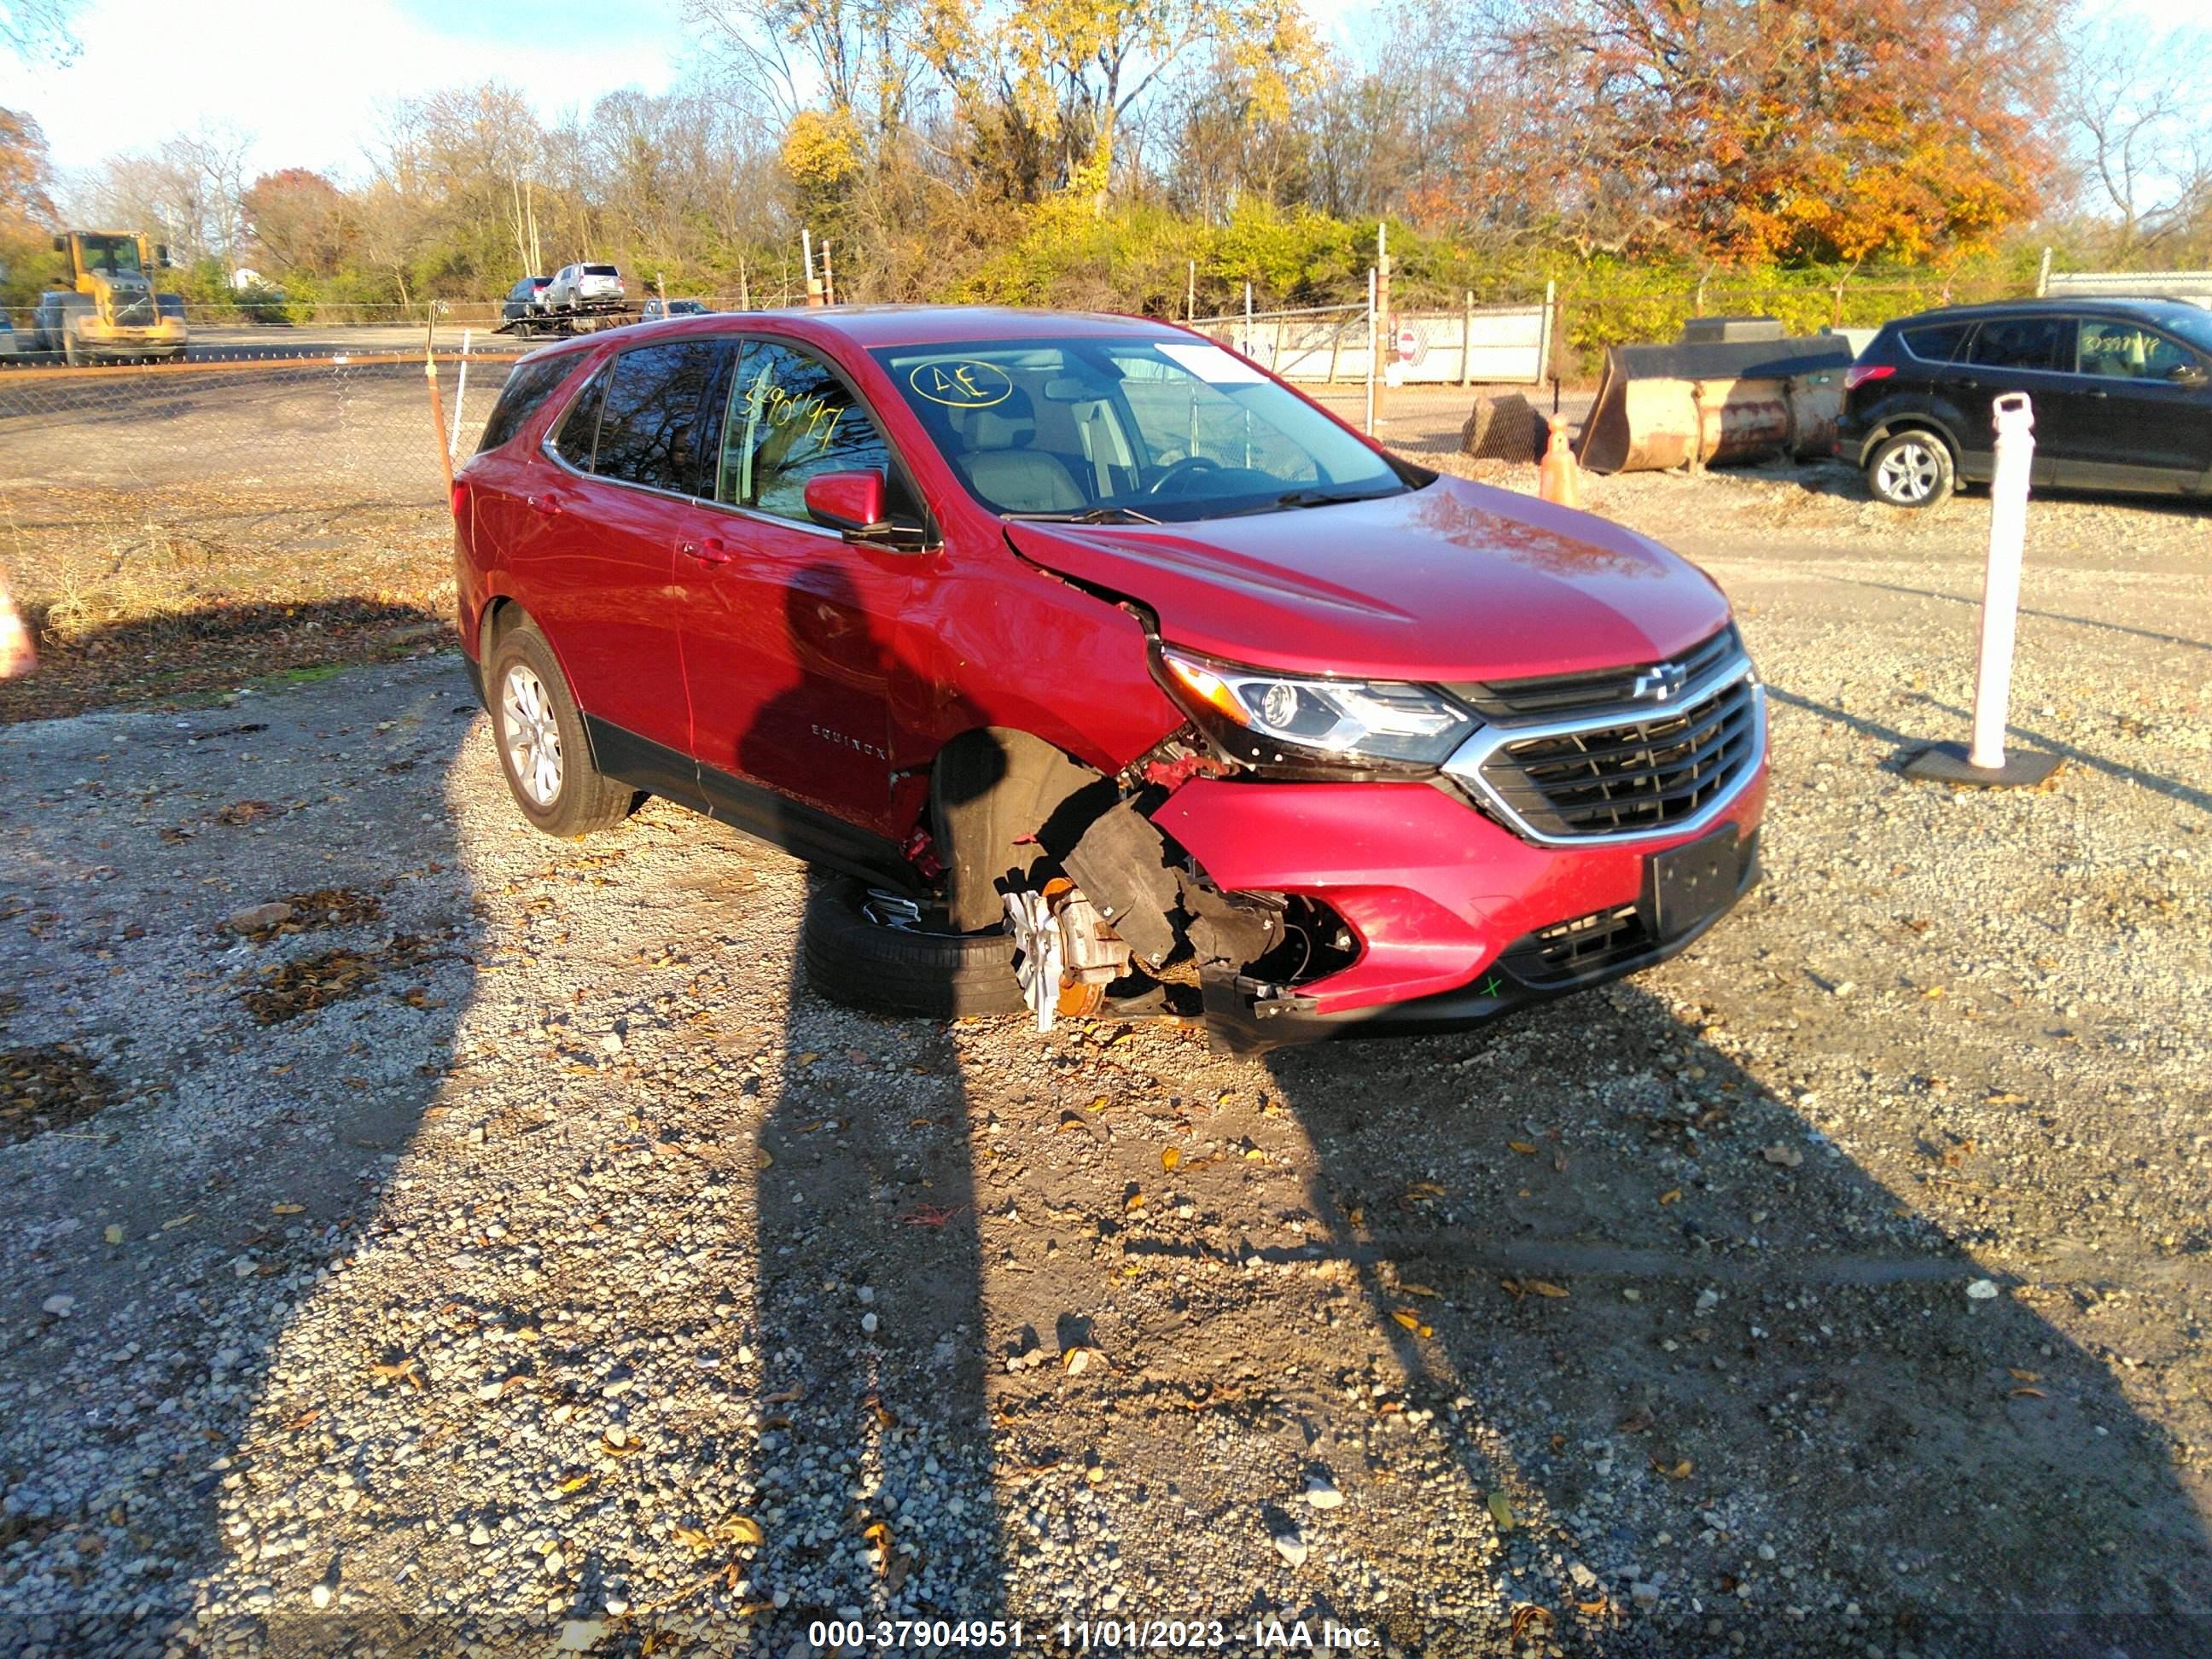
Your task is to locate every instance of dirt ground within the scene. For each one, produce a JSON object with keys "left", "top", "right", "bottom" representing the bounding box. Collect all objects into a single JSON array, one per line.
[{"left": 1, "top": 384, "right": 2209, "bottom": 1657}]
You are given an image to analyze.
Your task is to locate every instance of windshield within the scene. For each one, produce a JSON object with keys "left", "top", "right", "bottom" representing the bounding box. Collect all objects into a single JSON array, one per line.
[
  {"left": 869, "top": 335, "right": 1413, "bottom": 521},
  {"left": 2159, "top": 306, "right": 2212, "bottom": 356},
  {"left": 81, "top": 235, "right": 144, "bottom": 276}
]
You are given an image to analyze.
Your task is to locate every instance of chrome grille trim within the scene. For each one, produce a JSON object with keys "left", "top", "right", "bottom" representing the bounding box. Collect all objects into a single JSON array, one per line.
[{"left": 1441, "top": 653, "right": 1766, "bottom": 847}]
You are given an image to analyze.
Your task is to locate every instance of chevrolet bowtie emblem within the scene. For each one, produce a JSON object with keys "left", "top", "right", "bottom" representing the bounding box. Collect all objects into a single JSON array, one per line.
[{"left": 1631, "top": 661, "right": 1687, "bottom": 701}]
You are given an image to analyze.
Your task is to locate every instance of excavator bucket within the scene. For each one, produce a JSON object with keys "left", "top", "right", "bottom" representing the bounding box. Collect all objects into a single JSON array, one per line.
[{"left": 1575, "top": 333, "right": 1857, "bottom": 474}]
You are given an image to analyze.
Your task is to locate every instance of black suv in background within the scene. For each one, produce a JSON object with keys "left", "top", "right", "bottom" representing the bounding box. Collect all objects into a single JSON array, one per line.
[
  {"left": 501, "top": 276, "right": 551, "bottom": 322},
  {"left": 1838, "top": 297, "right": 2212, "bottom": 507}
]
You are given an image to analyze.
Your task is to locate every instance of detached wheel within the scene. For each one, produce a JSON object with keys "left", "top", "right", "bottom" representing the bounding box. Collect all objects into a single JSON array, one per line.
[
  {"left": 802, "top": 876, "right": 1026, "bottom": 1019},
  {"left": 486, "top": 615, "right": 639, "bottom": 838},
  {"left": 1867, "top": 430, "right": 1954, "bottom": 509}
]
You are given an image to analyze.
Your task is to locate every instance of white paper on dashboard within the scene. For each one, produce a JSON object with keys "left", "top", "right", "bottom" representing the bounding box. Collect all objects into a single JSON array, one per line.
[{"left": 1155, "top": 343, "right": 1268, "bottom": 384}]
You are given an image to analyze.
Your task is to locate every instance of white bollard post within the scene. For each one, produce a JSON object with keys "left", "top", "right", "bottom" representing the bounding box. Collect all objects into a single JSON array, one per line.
[
  {"left": 448, "top": 327, "right": 472, "bottom": 463},
  {"left": 1970, "top": 393, "right": 2034, "bottom": 769},
  {"left": 1365, "top": 265, "right": 1377, "bottom": 437},
  {"left": 1901, "top": 388, "right": 2059, "bottom": 788}
]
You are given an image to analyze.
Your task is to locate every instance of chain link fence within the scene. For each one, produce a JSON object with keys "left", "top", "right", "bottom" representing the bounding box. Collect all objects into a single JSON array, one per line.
[{"left": 0, "top": 351, "right": 518, "bottom": 720}]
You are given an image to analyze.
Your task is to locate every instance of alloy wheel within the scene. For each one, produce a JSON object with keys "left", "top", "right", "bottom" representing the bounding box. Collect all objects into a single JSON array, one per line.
[{"left": 501, "top": 663, "right": 563, "bottom": 806}]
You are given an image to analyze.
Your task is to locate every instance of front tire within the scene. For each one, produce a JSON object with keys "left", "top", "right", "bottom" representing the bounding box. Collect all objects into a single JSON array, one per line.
[
  {"left": 802, "top": 876, "right": 1026, "bottom": 1019},
  {"left": 486, "top": 616, "right": 639, "bottom": 838},
  {"left": 1866, "top": 430, "right": 1955, "bottom": 509}
]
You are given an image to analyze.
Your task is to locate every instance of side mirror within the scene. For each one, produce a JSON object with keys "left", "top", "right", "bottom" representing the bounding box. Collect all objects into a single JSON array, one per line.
[
  {"left": 52, "top": 234, "right": 66, "bottom": 253},
  {"left": 805, "top": 470, "right": 890, "bottom": 538},
  {"left": 155, "top": 244, "right": 172, "bottom": 268},
  {"left": 2168, "top": 362, "right": 2208, "bottom": 389}
]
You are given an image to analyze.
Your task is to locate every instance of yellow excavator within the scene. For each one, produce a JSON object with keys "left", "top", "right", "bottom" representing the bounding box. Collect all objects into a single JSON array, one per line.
[{"left": 31, "top": 230, "right": 189, "bottom": 364}]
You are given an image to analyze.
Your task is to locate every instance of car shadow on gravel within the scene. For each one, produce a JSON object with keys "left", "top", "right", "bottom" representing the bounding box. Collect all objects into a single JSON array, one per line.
[
  {"left": 1259, "top": 986, "right": 2210, "bottom": 1656},
  {"left": 0, "top": 645, "right": 482, "bottom": 1656}
]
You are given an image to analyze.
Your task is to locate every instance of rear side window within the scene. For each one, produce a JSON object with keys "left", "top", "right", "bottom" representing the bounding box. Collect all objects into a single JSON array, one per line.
[
  {"left": 475, "top": 353, "right": 581, "bottom": 454},
  {"left": 585, "top": 265, "right": 619, "bottom": 277},
  {"left": 1967, "top": 317, "right": 2072, "bottom": 372},
  {"left": 588, "top": 340, "right": 731, "bottom": 493},
  {"left": 548, "top": 362, "right": 609, "bottom": 466},
  {"left": 1901, "top": 323, "right": 1970, "bottom": 362}
]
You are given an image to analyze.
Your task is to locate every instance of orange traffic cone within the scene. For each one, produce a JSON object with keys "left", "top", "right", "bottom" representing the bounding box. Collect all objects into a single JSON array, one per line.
[
  {"left": 1538, "top": 415, "right": 1582, "bottom": 509},
  {"left": 0, "top": 568, "right": 33, "bottom": 680}
]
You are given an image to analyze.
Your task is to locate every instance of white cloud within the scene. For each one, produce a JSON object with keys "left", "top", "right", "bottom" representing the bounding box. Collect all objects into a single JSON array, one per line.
[{"left": 1, "top": 0, "right": 684, "bottom": 178}]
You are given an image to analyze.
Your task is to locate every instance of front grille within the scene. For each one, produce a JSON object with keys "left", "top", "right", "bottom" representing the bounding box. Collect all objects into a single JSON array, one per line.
[
  {"left": 1452, "top": 626, "right": 1741, "bottom": 720},
  {"left": 1499, "top": 904, "right": 1651, "bottom": 986},
  {"left": 1477, "top": 672, "right": 1758, "bottom": 837}
]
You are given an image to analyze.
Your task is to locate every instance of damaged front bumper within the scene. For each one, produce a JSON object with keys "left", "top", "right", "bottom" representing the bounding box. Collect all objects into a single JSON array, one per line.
[{"left": 1150, "top": 770, "right": 1767, "bottom": 1052}]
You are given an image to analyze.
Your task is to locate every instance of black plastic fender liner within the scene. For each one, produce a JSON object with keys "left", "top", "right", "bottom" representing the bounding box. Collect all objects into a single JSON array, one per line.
[
  {"left": 1061, "top": 797, "right": 1183, "bottom": 970},
  {"left": 928, "top": 727, "right": 1120, "bottom": 933}
]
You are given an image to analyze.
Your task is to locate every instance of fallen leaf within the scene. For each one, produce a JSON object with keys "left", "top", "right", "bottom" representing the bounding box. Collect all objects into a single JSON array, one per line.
[
  {"left": 271, "top": 1202, "right": 304, "bottom": 1216},
  {"left": 2008, "top": 1367, "right": 2042, "bottom": 1383},
  {"left": 1124, "top": 1191, "right": 1144, "bottom": 1211},
  {"left": 1508, "top": 1140, "right": 1539, "bottom": 1155},
  {"left": 102, "top": 1224, "right": 124, "bottom": 1244},
  {"left": 1658, "top": 1188, "right": 1683, "bottom": 1206},
  {"left": 1487, "top": 1489, "right": 1515, "bottom": 1532},
  {"left": 1652, "top": 1457, "right": 1693, "bottom": 1480},
  {"left": 1390, "top": 1308, "right": 1422, "bottom": 1330},
  {"left": 721, "top": 1515, "right": 765, "bottom": 1546},
  {"left": 1400, "top": 1283, "right": 1439, "bottom": 1298},
  {"left": 1404, "top": 1180, "right": 1445, "bottom": 1201},
  {"left": 2008, "top": 1387, "right": 2047, "bottom": 1399},
  {"left": 754, "top": 1147, "right": 774, "bottom": 1170},
  {"left": 1576, "top": 1596, "right": 1609, "bottom": 1615},
  {"left": 1509, "top": 1604, "right": 1552, "bottom": 1639},
  {"left": 1524, "top": 1278, "right": 1569, "bottom": 1299},
  {"left": 1160, "top": 1147, "right": 1180, "bottom": 1171},
  {"left": 558, "top": 1474, "right": 594, "bottom": 1493}
]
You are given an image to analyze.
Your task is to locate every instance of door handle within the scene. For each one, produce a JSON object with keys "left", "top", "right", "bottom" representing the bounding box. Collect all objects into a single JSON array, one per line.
[
  {"left": 1957, "top": 378, "right": 1979, "bottom": 391},
  {"left": 527, "top": 492, "right": 564, "bottom": 517},
  {"left": 2086, "top": 387, "right": 2109, "bottom": 399},
  {"left": 679, "top": 538, "right": 733, "bottom": 567}
]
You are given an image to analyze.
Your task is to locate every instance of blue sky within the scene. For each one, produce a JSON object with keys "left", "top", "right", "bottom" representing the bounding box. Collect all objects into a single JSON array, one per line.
[{"left": 2, "top": 0, "right": 2201, "bottom": 181}]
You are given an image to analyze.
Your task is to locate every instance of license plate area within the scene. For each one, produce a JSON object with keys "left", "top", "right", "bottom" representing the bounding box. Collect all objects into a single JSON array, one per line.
[{"left": 1643, "top": 826, "right": 1742, "bottom": 941}]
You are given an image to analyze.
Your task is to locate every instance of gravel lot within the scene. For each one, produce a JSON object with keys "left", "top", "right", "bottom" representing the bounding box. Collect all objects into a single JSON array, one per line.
[{"left": 2, "top": 458, "right": 2209, "bottom": 1658}]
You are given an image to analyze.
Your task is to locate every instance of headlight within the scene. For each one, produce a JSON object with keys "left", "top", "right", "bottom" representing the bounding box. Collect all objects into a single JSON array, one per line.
[{"left": 1159, "top": 647, "right": 1480, "bottom": 773}]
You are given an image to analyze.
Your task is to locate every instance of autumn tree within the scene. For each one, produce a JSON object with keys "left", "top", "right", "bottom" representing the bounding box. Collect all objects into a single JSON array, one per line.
[
  {"left": 1429, "top": 0, "right": 2065, "bottom": 265},
  {"left": 242, "top": 169, "right": 354, "bottom": 276},
  {"left": 0, "top": 106, "right": 53, "bottom": 232}
]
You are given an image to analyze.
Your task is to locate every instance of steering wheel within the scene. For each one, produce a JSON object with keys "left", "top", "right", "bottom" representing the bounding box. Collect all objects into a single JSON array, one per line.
[{"left": 1144, "top": 455, "right": 1224, "bottom": 498}]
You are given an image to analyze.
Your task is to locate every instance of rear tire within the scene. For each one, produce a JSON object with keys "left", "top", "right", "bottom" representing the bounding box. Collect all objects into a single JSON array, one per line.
[
  {"left": 1866, "top": 430, "right": 1955, "bottom": 509},
  {"left": 802, "top": 876, "right": 1025, "bottom": 1019},
  {"left": 486, "top": 616, "right": 639, "bottom": 838}
]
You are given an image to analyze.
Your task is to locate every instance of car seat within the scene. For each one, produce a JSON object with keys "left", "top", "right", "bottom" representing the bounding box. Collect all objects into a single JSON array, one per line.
[{"left": 953, "top": 387, "right": 1086, "bottom": 512}]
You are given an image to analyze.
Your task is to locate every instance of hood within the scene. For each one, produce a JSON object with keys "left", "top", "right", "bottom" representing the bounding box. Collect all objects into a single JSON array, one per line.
[{"left": 1004, "top": 476, "right": 1732, "bottom": 684}]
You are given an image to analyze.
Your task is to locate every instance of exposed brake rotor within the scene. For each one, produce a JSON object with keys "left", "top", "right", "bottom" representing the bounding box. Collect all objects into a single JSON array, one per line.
[{"left": 1004, "top": 877, "right": 1127, "bottom": 1033}]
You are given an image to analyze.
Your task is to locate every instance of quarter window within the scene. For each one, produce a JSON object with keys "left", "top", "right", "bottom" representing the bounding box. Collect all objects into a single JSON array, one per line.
[
  {"left": 1900, "top": 323, "right": 1971, "bottom": 362},
  {"left": 2076, "top": 320, "right": 2197, "bottom": 381},
  {"left": 717, "top": 341, "right": 905, "bottom": 522},
  {"left": 1966, "top": 317, "right": 2071, "bottom": 372},
  {"left": 476, "top": 352, "right": 581, "bottom": 455}
]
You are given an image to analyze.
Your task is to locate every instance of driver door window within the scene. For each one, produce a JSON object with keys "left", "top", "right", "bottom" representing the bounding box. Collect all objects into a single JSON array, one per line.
[
  {"left": 2076, "top": 321, "right": 2197, "bottom": 382},
  {"left": 718, "top": 341, "right": 907, "bottom": 521}
]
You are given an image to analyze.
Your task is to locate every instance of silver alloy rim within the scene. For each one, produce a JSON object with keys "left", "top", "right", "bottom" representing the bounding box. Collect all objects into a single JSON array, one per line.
[
  {"left": 501, "top": 664, "right": 563, "bottom": 806},
  {"left": 1876, "top": 440, "right": 1941, "bottom": 504}
]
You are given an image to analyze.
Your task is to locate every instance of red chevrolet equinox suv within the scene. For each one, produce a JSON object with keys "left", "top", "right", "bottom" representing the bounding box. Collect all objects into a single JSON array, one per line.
[{"left": 452, "top": 307, "right": 1767, "bottom": 1051}]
